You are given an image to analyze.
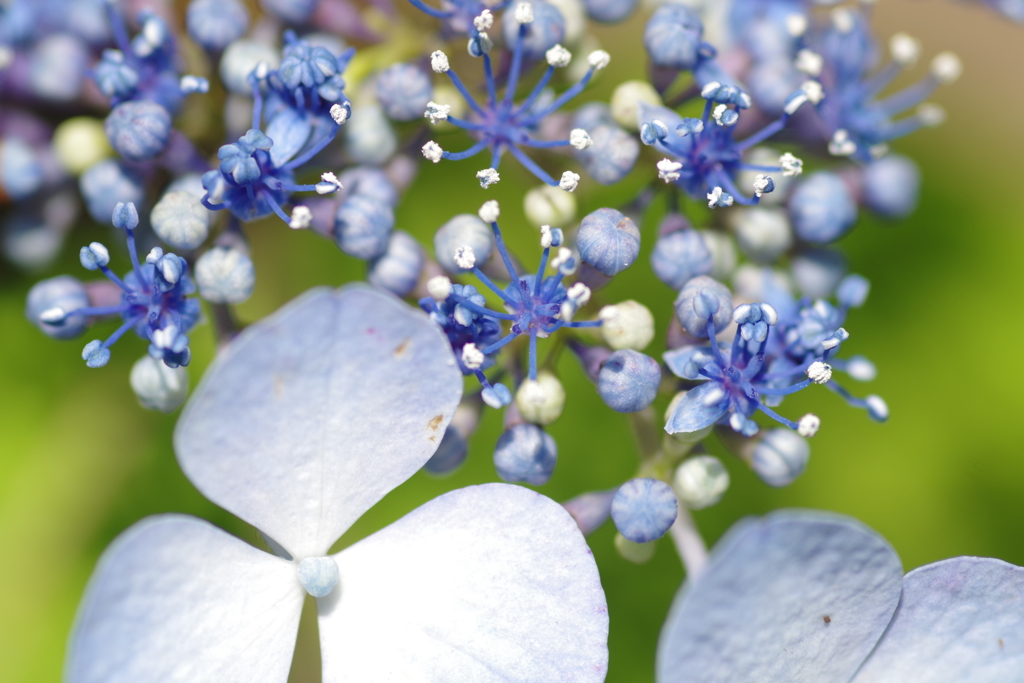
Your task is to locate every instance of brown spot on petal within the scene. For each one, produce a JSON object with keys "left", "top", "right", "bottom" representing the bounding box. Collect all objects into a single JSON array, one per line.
[
  {"left": 394, "top": 338, "right": 411, "bottom": 357},
  {"left": 823, "top": 615, "right": 831, "bottom": 624},
  {"left": 427, "top": 414, "right": 444, "bottom": 441}
]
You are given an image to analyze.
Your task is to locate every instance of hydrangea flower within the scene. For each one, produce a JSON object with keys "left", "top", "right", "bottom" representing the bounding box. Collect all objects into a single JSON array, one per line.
[
  {"left": 657, "top": 510, "right": 1024, "bottom": 682},
  {"left": 66, "top": 285, "right": 609, "bottom": 681}
]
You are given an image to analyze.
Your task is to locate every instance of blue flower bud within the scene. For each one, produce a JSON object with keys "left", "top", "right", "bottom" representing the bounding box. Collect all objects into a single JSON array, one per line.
[
  {"left": 576, "top": 208, "right": 641, "bottom": 277},
  {"left": 640, "top": 119, "right": 669, "bottom": 145},
  {"left": 574, "top": 124, "right": 639, "bottom": 185},
  {"left": 729, "top": 207, "right": 792, "bottom": 264},
  {"left": 334, "top": 194, "right": 395, "bottom": 261},
  {"left": 94, "top": 49, "right": 140, "bottom": 99},
  {"left": 482, "top": 383, "right": 513, "bottom": 409},
  {"left": 583, "top": 0, "right": 637, "bottom": 23},
  {"left": 339, "top": 167, "right": 399, "bottom": 207},
  {"left": 651, "top": 228, "right": 713, "bottom": 290},
  {"left": 598, "top": 349, "right": 661, "bottom": 413},
  {"left": 376, "top": 63, "right": 433, "bottom": 122},
  {"left": 259, "top": 0, "right": 318, "bottom": 23},
  {"left": 30, "top": 34, "right": 89, "bottom": 102},
  {"left": 111, "top": 202, "right": 139, "bottom": 231},
  {"left": 434, "top": 214, "right": 494, "bottom": 274},
  {"left": 219, "top": 39, "right": 281, "bottom": 95},
  {"left": 493, "top": 423, "right": 558, "bottom": 486},
  {"left": 82, "top": 339, "right": 111, "bottom": 368},
  {"left": 25, "top": 276, "right": 90, "bottom": 340},
  {"left": 675, "top": 275, "right": 733, "bottom": 337},
  {"left": 150, "top": 192, "right": 211, "bottom": 250},
  {"left": 836, "top": 274, "right": 870, "bottom": 308},
  {"left": 611, "top": 478, "right": 678, "bottom": 543},
  {"left": 862, "top": 154, "right": 920, "bottom": 219},
  {"left": 368, "top": 231, "right": 424, "bottom": 297},
  {"left": 194, "top": 245, "right": 256, "bottom": 304},
  {"left": 573, "top": 102, "right": 616, "bottom": 132},
  {"left": 104, "top": 101, "right": 173, "bottom": 162},
  {"left": 424, "top": 426, "right": 469, "bottom": 476},
  {"left": 789, "top": 171, "right": 857, "bottom": 244},
  {"left": 502, "top": 2, "right": 566, "bottom": 61},
  {"left": 0, "top": 138, "right": 45, "bottom": 201},
  {"left": 644, "top": 3, "right": 704, "bottom": 70},
  {"left": 791, "top": 248, "right": 847, "bottom": 298},
  {"left": 130, "top": 355, "right": 189, "bottom": 412},
  {"left": 79, "top": 242, "right": 110, "bottom": 270},
  {"left": 344, "top": 104, "right": 398, "bottom": 165},
  {"left": 751, "top": 428, "right": 810, "bottom": 487},
  {"left": 187, "top": 0, "right": 249, "bottom": 51}
]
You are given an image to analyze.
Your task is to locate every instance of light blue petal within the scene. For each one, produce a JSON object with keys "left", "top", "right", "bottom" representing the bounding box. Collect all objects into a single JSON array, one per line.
[
  {"left": 265, "top": 108, "right": 313, "bottom": 167},
  {"left": 657, "top": 510, "right": 904, "bottom": 683},
  {"left": 174, "top": 284, "right": 463, "bottom": 559},
  {"left": 852, "top": 557, "right": 1024, "bottom": 683},
  {"left": 665, "top": 381, "right": 728, "bottom": 434},
  {"left": 663, "top": 345, "right": 716, "bottom": 380},
  {"left": 636, "top": 102, "right": 686, "bottom": 157}
]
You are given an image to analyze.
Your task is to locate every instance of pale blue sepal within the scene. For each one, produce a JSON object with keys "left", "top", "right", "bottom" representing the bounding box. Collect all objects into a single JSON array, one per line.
[{"left": 665, "top": 381, "right": 728, "bottom": 434}]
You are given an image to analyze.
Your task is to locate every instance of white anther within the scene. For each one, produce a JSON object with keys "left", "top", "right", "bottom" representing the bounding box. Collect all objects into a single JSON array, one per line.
[
  {"left": 462, "top": 343, "right": 485, "bottom": 369},
  {"left": 40, "top": 307, "right": 66, "bottom": 324},
  {"left": 797, "top": 413, "right": 820, "bottom": 437},
  {"left": 422, "top": 141, "right": 444, "bottom": 163},
  {"left": 806, "top": 361, "right": 833, "bottom": 385},
  {"left": 889, "top": 32, "right": 920, "bottom": 66},
  {"left": 847, "top": 356, "right": 877, "bottom": 381},
  {"left": 471, "top": 31, "right": 494, "bottom": 55},
  {"left": 821, "top": 337, "right": 840, "bottom": 351},
  {"left": 931, "top": 52, "right": 962, "bottom": 84},
  {"left": 786, "top": 13, "right": 808, "bottom": 37},
  {"left": 559, "top": 171, "right": 580, "bottom": 192},
  {"left": 424, "top": 101, "right": 451, "bottom": 125},
  {"left": 700, "top": 81, "right": 721, "bottom": 99},
  {"left": 477, "top": 168, "right": 501, "bottom": 188},
  {"left": 550, "top": 247, "right": 574, "bottom": 271},
  {"left": 0, "top": 45, "right": 14, "bottom": 71},
  {"left": 180, "top": 75, "right": 209, "bottom": 94},
  {"left": 151, "top": 324, "right": 179, "bottom": 350},
  {"left": 706, "top": 186, "right": 732, "bottom": 208},
  {"left": 253, "top": 61, "right": 270, "bottom": 80},
  {"left": 570, "top": 128, "right": 592, "bottom": 150},
  {"left": 430, "top": 50, "right": 450, "bottom": 73},
  {"left": 779, "top": 152, "right": 804, "bottom": 177},
  {"left": 289, "top": 205, "right": 312, "bottom": 230},
  {"left": 515, "top": 2, "right": 534, "bottom": 23},
  {"left": 329, "top": 103, "right": 349, "bottom": 125},
  {"left": 795, "top": 49, "right": 823, "bottom": 76},
  {"left": 801, "top": 80, "right": 824, "bottom": 104},
  {"left": 546, "top": 44, "right": 572, "bottom": 67},
  {"left": 427, "top": 275, "right": 453, "bottom": 300},
  {"left": 473, "top": 8, "right": 494, "bottom": 30},
  {"left": 560, "top": 301, "right": 576, "bottom": 322},
  {"left": 657, "top": 158, "right": 682, "bottom": 183},
  {"left": 917, "top": 103, "right": 946, "bottom": 126},
  {"left": 146, "top": 247, "right": 164, "bottom": 265},
  {"left": 832, "top": 8, "right": 855, "bottom": 33},
  {"left": 866, "top": 395, "right": 889, "bottom": 420},
  {"left": 478, "top": 199, "right": 500, "bottom": 222},
  {"left": 753, "top": 174, "right": 773, "bottom": 198},
  {"left": 567, "top": 282, "right": 591, "bottom": 306},
  {"left": 454, "top": 245, "right": 476, "bottom": 269},
  {"left": 828, "top": 129, "right": 857, "bottom": 157},
  {"left": 712, "top": 104, "right": 730, "bottom": 126},
  {"left": 541, "top": 225, "right": 554, "bottom": 248},
  {"left": 587, "top": 50, "right": 611, "bottom": 70},
  {"left": 321, "top": 172, "right": 341, "bottom": 189},
  {"left": 760, "top": 303, "right": 778, "bottom": 326}
]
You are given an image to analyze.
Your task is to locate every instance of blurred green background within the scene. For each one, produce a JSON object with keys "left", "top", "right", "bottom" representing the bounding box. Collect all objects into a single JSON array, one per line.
[{"left": 2, "top": 1, "right": 1023, "bottom": 681}]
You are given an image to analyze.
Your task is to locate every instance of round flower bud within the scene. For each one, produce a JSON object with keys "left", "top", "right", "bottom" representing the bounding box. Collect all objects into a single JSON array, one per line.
[
  {"left": 611, "top": 478, "right": 678, "bottom": 543},
  {"left": 219, "top": 39, "right": 280, "bottom": 95},
  {"left": 502, "top": 1, "right": 566, "bottom": 61},
  {"left": 25, "top": 276, "right": 90, "bottom": 340},
  {"left": 791, "top": 248, "right": 847, "bottom": 298},
  {"left": 862, "top": 154, "right": 920, "bottom": 219},
  {"left": 424, "top": 425, "right": 468, "bottom": 476},
  {"left": 344, "top": 104, "right": 398, "bottom": 165},
  {"left": 368, "top": 230, "right": 424, "bottom": 297},
  {"left": 104, "top": 101, "right": 173, "bottom": 162},
  {"left": 599, "top": 300, "right": 655, "bottom": 351},
  {"left": 187, "top": 0, "right": 249, "bottom": 51},
  {"left": 79, "top": 160, "right": 145, "bottom": 224},
  {"left": 515, "top": 371, "right": 566, "bottom": 425},
  {"left": 644, "top": 3, "right": 704, "bottom": 70},
  {"left": 598, "top": 350, "right": 660, "bottom": 413},
  {"left": 674, "top": 455, "right": 729, "bottom": 509},
  {"left": 52, "top": 117, "right": 112, "bottom": 175},
  {"left": 524, "top": 185, "right": 576, "bottom": 228},
  {"left": 576, "top": 208, "right": 641, "bottom": 277},
  {"left": 376, "top": 63, "right": 433, "bottom": 122},
  {"left": 675, "top": 275, "right": 733, "bottom": 338},
  {"left": 751, "top": 428, "right": 810, "bottom": 487},
  {"left": 129, "top": 354, "right": 189, "bottom": 413},
  {"left": 664, "top": 391, "right": 714, "bottom": 443},
  {"left": 0, "top": 138, "right": 45, "bottom": 201},
  {"left": 575, "top": 124, "right": 639, "bottom": 185},
  {"left": 583, "top": 0, "right": 637, "bottom": 23},
  {"left": 296, "top": 556, "right": 339, "bottom": 598},
  {"left": 611, "top": 80, "right": 662, "bottom": 131},
  {"left": 194, "top": 245, "right": 256, "bottom": 304},
  {"left": 434, "top": 214, "right": 493, "bottom": 274},
  {"left": 260, "top": 0, "right": 317, "bottom": 23},
  {"left": 335, "top": 194, "right": 395, "bottom": 261},
  {"left": 614, "top": 533, "right": 656, "bottom": 564},
  {"left": 339, "top": 166, "right": 399, "bottom": 207},
  {"left": 151, "top": 191, "right": 211, "bottom": 250},
  {"left": 789, "top": 171, "right": 857, "bottom": 244},
  {"left": 30, "top": 34, "right": 89, "bottom": 102},
  {"left": 651, "top": 229, "right": 713, "bottom": 290},
  {"left": 729, "top": 207, "right": 793, "bottom": 264},
  {"left": 493, "top": 423, "right": 558, "bottom": 486}
]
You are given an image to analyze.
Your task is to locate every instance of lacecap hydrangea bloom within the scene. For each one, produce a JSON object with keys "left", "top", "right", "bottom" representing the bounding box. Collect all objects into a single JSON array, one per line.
[{"left": 65, "top": 285, "right": 608, "bottom": 682}]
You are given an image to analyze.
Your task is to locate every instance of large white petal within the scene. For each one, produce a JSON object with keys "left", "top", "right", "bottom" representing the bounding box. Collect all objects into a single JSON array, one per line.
[
  {"left": 65, "top": 515, "right": 303, "bottom": 683},
  {"left": 175, "top": 285, "right": 463, "bottom": 559},
  {"left": 657, "top": 510, "right": 903, "bottom": 683},
  {"left": 318, "top": 483, "right": 609, "bottom": 682},
  {"left": 852, "top": 556, "right": 1024, "bottom": 682}
]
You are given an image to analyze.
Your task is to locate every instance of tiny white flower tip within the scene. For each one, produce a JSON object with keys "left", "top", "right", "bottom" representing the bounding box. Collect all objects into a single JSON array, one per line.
[
  {"left": 779, "top": 152, "right": 803, "bottom": 177},
  {"left": 917, "top": 103, "right": 946, "bottom": 127},
  {"left": 478, "top": 199, "right": 500, "bottom": 222},
  {"left": 550, "top": 247, "right": 575, "bottom": 272},
  {"left": 424, "top": 101, "right": 450, "bottom": 125},
  {"left": 795, "top": 49, "right": 823, "bottom": 76},
  {"left": 866, "top": 394, "right": 889, "bottom": 420},
  {"left": 422, "top": 141, "right": 444, "bottom": 163},
  {"left": 427, "top": 275, "right": 453, "bottom": 300},
  {"left": 329, "top": 103, "right": 349, "bottom": 125},
  {"left": 559, "top": 301, "right": 575, "bottom": 321},
  {"left": 890, "top": 32, "right": 920, "bottom": 66},
  {"left": 254, "top": 61, "right": 270, "bottom": 80},
  {"left": 797, "top": 413, "right": 820, "bottom": 437},
  {"left": 567, "top": 281, "right": 591, "bottom": 305},
  {"left": 296, "top": 557, "right": 340, "bottom": 598},
  {"left": 40, "top": 307, "right": 66, "bottom": 324},
  {"left": 540, "top": 225, "right": 553, "bottom": 248},
  {"left": 786, "top": 13, "right": 808, "bottom": 37},
  {"left": 588, "top": 50, "right": 611, "bottom": 70},
  {"left": 559, "top": 171, "right": 580, "bottom": 192},
  {"left": 570, "top": 128, "right": 592, "bottom": 150},
  {"left": 546, "top": 44, "right": 572, "bottom": 67},
  {"left": 462, "top": 342, "right": 485, "bottom": 369},
  {"left": 761, "top": 303, "right": 778, "bottom": 326},
  {"left": 0, "top": 45, "right": 14, "bottom": 71},
  {"left": 476, "top": 168, "right": 501, "bottom": 188},
  {"left": 828, "top": 129, "right": 857, "bottom": 157},
  {"left": 931, "top": 52, "right": 962, "bottom": 84},
  {"left": 180, "top": 74, "right": 209, "bottom": 93},
  {"left": 806, "top": 361, "right": 833, "bottom": 385},
  {"left": 430, "top": 50, "right": 450, "bottom": 73},
  {"left": 801, "top": 80, "right": 824, "bottom": 104},
  {"left": 752, "top": 174, "right": 773, "bottom": 198},
  {"left": 821, "top": 337, "right": 840, "bottom": 351},
  {"left": 657, "top": 158, "right": 682, "bottom": 183},
  {"left": 473, "top": 8, "right": 494, "bottom": 30},
  {"left": 832, "top": 8, "right": 855, "bottom": 33},
  {"left": 515, "top": 2, "right": 534, "bottom": 23},
  {"left": 454, "top": 245, "right": 476, "bottom": 269},
  {"left": 289, "top": 205, "right": 312, "bottom": 230}
]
